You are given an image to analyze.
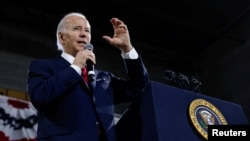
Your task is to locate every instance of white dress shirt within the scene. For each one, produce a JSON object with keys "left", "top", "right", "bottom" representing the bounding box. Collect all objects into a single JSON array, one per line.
[{"left": 61, "top": 48, "right": 139, "bottom": 76}]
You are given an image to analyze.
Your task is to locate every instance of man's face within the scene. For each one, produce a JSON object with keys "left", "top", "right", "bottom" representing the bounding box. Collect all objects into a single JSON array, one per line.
[{"left": 59, "top": 15, "right": 91, "bottom": 56}]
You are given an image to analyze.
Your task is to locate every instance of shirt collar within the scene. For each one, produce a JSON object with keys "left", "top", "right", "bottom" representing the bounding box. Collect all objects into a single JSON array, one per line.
[{"left": 61, "top": 52, "right": 75, "bottom": 64}]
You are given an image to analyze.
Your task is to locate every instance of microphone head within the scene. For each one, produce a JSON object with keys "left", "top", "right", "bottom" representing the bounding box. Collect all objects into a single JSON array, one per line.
[{"left": 84, "top": 43, "right": 94, "bottom": 51}]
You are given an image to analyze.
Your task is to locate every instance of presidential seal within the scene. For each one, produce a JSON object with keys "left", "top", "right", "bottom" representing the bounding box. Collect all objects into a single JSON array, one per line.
[{"left": 188, "top": 99, "right": 227, "bottom": 140}]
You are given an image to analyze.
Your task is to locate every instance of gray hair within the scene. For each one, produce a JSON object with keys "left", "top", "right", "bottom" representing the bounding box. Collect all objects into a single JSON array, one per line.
[{"left": 56, "top": 12, "right": 87, "bottom": 51}]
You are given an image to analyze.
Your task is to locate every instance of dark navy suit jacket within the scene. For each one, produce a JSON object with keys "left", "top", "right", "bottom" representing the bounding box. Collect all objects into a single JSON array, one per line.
[{"left": 27, "top": 55, "right": 149, "bottom": 141}]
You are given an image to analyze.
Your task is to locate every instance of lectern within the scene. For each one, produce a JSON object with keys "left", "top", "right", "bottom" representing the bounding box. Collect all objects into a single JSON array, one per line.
[{"left": 116, "top": 81, "right": 249, "bottom": 141}]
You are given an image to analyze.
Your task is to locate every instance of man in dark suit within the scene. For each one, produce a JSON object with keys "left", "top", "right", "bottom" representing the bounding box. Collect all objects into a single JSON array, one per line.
[{"left": 27, "top": 12, "right": 150, "bottom": 141}]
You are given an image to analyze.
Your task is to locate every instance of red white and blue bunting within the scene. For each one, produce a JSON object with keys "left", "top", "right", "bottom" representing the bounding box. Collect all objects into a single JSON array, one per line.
[{"left": 0, "top": 95, "right": 38, "bottom": 141}]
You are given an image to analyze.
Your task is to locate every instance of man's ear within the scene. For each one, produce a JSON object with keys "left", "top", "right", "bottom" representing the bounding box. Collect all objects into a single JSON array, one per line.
[{"left": 58, "top": 32, "right": 64, "bottom": 43}]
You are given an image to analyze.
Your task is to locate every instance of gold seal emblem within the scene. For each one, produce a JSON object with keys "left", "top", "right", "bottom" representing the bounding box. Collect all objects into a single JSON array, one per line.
[{"left": 189, "top": 99, "right": 227, "bottom": 140}]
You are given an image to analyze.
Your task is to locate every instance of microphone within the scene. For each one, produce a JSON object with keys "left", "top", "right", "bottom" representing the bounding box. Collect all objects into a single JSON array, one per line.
[{"left": 84, "top": 43, "right": 95, "bottom": 82}]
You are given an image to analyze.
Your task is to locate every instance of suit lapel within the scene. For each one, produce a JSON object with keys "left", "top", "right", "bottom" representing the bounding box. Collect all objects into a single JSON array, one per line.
[
  {"left": 55, "top": 56, "right": 93, "bottom": 94},
  {"left": 89, "top": 80, "right": 96, "bottom": 93}
]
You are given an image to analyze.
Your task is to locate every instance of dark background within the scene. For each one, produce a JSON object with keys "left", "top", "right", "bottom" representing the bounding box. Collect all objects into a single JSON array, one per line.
[{"left": 1, "top": 0, "right": 250, "bottom": 122}]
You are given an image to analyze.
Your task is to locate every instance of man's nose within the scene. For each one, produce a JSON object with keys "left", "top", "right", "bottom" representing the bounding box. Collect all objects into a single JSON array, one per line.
[{"left": 79, "top": 31, "right": 87, "bottom": 37}]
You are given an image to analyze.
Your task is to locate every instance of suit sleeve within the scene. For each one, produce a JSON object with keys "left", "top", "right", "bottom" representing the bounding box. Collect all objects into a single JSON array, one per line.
[
  {"left": 112, "top": 55, "right": 150, "bottom": 103},
  {"left": 27, "top": 59, "right": 82, "bottom": 111}
]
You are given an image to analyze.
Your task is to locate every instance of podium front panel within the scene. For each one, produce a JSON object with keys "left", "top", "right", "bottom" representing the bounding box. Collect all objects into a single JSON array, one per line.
[{"left": 116, "top": 81, "right": 248, "bottom": 141}]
